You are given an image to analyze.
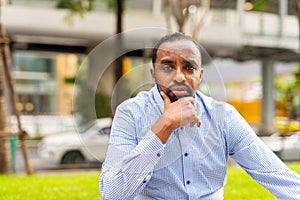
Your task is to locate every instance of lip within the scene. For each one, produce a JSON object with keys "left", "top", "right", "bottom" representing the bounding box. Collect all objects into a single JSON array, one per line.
[{"left": 172, "top": 90, "right": 188, "bottom": 96}]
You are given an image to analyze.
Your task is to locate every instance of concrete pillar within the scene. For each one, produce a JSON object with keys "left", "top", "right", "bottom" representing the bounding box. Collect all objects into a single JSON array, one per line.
[
  {"left": 278, "top": 0, "right": 287, "bottom": 37},
  {"left": 260, "top": 58, "right": 275, "bottom": 135},
  {"left": 236, "top": 0, "right": 245, "bottom": 29}
]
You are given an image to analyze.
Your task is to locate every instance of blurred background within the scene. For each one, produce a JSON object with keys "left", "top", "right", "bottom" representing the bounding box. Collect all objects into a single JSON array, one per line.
[{"left": 0, "top": 0, "right": 299, "bottom": 174}]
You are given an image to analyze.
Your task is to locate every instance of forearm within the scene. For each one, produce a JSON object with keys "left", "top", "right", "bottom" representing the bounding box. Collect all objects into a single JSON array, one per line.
[
  {"left": 100, "top": 131, "right": 164, "bottom": 200},
  {"left": 151, "top": 114, "right": 174, "bottom": 144},
  {"left": 232, "top": 139, "right": 300, "bottom": 199},
  {"left": 247, "top": 166, "right": 300, "bottom": 200}
]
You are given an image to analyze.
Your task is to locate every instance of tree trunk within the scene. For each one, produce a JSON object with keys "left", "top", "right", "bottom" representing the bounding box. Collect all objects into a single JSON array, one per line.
[
  {"left": 112, "top": 0, "right": 124, "bottom": 112},
  {"left": 0, "top": 23, "right": 33, "bottom": 175},
  {"left": 0, "top": 47, "right": 12, "bottom": 175},
  {"left": 296, "top": 0, "right": 300, "bottom": 56}
]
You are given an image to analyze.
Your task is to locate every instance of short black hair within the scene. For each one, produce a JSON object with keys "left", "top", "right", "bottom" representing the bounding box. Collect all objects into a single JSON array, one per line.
[{"left": 151, "top": 32, "right": 200, "bottom": 68}]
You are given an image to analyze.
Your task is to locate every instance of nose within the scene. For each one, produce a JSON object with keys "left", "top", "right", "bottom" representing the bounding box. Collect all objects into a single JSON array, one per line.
[{"left": 174, "top": 68, "right": 186, "bottom": 83}]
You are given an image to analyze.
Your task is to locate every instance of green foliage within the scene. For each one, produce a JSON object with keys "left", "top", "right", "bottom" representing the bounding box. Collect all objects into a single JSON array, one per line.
[
  {"left": 55, "top": 0, "right": 95, "bottom": 25},
  {"left": 64, "top": 77, "right": 76, "bottom": 84},
  {"left": 56, "top": 0, "right": 95, "bottom": 12},
  {"left": 107, "top": 0, "right": 116, "bottom": 10},
  {"left": 73, "top": 87, "right": 96, "bottom": 127},
  {"left": 275, "top": 65, "right": 300, "bottom": 119},
  {"left": 106, "top": 0, "right": 125, "bottom": 11},
  {"left": 95, "top": 90, "right": 112, "bottom": 118},
  {"left": 252, "top": 0, "right": 270, "bottom": 12}
]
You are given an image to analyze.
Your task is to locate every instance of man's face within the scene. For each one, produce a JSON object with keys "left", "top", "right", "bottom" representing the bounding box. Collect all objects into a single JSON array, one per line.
[{"left": 151, "top": 39, "right": 203, "bottom": 102}]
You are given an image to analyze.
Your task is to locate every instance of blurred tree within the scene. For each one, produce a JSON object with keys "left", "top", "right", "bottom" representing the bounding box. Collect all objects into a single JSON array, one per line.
[
  {"left": 56, "top": 0, "right": 95, "bottom": 24},
  {"left": 57, "top": 0, "right": 124, "bottom": 115},
  {"left": 0, "top": 43, "right": 12, "bottom": 174},
  {"left": 275, "top": 66, "right": 300, "bottom": 123},
  {"left": 95, "top": 90, "right": 112, "bottom": 118},
  {"left": 164, "top": 0, "right": 210, "bottom": 40},
  {"left": 296, "top": 0, "right": 300, "bottom": 55},
  {"left": 251, "top": 0, "right": 269, "bottom": 12},
  {"left": 0, "top": 22, "right": 34, "bottom": 175}
]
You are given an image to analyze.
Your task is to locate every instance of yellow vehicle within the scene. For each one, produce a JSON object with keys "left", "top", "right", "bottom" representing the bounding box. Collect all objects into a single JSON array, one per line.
[{"left": 273, "top": 116, "right": 300, "bottom": 133}]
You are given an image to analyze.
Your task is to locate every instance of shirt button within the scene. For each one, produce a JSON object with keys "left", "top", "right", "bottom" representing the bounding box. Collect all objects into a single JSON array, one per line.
[
  {"left": 157, "top": 153, "right": 161, "bottom": 157},
  {"left": 143, "top": 180, "right": 147, "bottom": 183},
  {"left": 184, "top": 153, "right": 188, "bottom": 157},
  {"left": 186, "top": 180, "right": 190, "bottom": 185},
  {"left": 180, "top": 127, "right": 183, "bottom": 130}
]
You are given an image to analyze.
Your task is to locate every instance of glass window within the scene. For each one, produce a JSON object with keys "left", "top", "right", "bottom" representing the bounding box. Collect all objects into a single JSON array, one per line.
[{"left": 12, "top": 52, "right": 57, "bottom": 115}]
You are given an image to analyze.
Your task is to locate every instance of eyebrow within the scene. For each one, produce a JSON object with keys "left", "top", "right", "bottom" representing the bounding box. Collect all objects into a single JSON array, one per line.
[
  {"left": 183, "top": 60, "right": 199, "bottom": 67},
  {"left": 160, "top": 59, "right": 175, "bottom": 64},
  {"left": 159, "top": 59, "right": 200, "bottom": 68}
]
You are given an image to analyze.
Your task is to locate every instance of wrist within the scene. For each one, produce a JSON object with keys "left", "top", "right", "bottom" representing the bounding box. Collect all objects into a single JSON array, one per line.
[{"left": 151, "top": 115, "right": 175, "bottom": 144}]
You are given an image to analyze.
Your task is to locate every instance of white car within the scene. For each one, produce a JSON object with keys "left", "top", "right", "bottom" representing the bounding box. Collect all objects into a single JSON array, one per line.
[
  {"left": 38, "top": 118, "right": 112, "bottom": 164},
  {"left": 260, "top": 132, "right": 300, "bottom": 161}
]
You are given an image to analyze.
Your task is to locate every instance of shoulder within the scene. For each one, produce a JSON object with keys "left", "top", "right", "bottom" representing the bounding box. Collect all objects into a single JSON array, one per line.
[{"left": 196, "top": 91, "right": 235, "bottom": 116}]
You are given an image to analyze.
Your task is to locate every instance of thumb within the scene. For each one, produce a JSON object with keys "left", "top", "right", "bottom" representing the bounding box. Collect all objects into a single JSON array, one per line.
[{"left": 160, "top": 91, "right": 171, "bottom": 106}]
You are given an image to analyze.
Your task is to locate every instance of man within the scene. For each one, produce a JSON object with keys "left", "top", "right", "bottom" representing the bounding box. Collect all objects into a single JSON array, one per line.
[{"left": 100, "top": 32, "right": 300, "bottom": 199}]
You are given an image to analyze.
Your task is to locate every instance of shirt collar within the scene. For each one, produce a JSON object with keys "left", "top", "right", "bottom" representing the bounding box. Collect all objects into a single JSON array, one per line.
[{"left": 152, "top": 84, "right": 164, "bottom": 114}]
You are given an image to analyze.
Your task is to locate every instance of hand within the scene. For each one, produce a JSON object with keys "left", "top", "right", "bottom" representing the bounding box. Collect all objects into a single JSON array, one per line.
[
  {"left": 160, "top": 91, "right": 201, "bottom": 129},
  {"left": 151, "top": 91, "right": 201, "bottom": 144}
]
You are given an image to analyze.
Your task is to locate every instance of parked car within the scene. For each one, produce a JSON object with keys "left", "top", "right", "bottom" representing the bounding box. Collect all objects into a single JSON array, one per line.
[
  {"left": 38, "top": 118, "right": 112, "bottom": 164},
  {"left": 260, "top": 131, "right": 300, "bottom": 161}
]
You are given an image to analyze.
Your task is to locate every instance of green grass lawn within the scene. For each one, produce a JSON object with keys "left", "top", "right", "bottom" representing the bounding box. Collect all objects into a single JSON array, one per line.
[
  {"left": 0, "top": 172, "right": 102, "bottom": 200},
  {"left": 0, "top": 163, "right": 299, "bottom": 200}
]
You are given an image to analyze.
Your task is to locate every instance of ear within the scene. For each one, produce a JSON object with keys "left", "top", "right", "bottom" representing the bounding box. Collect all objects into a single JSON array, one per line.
[
  {"left": 150, "top": 68, "right": 155, "bottom": 81},
  {"left": 199, "top": 68, "right": 204, "bottom": 80}
]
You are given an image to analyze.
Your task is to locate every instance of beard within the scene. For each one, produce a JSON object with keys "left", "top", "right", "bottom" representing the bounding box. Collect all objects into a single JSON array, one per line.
[{"left": 157, "top": 82, "right": 194, "bottom": 103}]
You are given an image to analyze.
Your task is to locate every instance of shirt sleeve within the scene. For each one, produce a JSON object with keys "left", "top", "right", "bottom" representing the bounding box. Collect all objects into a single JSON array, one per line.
[
  {"left": 99, "top": 104, "right": 164, "bottom": 200},
  {"left": 227, "top": 105, "right": 300, "bottom": 199}
]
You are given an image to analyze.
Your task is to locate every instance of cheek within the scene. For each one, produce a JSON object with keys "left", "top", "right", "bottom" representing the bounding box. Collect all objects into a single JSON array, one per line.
[
  {"left": 186, "top": 75, "right": 201, "bottom": 88},
  {"left": 155, "top": 73, "right": 172, "bottom": 85}
]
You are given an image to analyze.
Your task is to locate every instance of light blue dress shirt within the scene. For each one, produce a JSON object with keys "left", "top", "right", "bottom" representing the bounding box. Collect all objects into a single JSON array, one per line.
[{"left": 100, "top": 86, "right": 300, "bottom": 199}]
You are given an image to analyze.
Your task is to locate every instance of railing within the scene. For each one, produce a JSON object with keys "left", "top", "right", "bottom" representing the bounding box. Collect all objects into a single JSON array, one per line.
[
  {"left": 208, "top": 8, "right": 298, "bottom": 38},
  {"left": 243, "top": 11, "right": 298, "bottom": 38},
  {"left": 7, "top": 1, "right": 299, "bottom": 47}
]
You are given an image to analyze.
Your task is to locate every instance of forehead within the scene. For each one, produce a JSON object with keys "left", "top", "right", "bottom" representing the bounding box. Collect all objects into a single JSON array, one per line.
[{"left": 157, "top": 39, "right": 201, "bottom": 60}]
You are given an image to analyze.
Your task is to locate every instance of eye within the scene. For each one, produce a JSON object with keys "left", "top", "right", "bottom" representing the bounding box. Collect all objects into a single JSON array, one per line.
[
  {"left": 184, "top": 64, "right": 197, "bottom": 72},
  {"left": 161, "top": 64, "right": 174, "bottom": 72}
]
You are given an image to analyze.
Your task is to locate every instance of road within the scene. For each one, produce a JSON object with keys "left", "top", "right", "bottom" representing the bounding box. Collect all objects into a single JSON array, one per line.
[{"left": 14, "top": 141, "right": 100, "bottom": 175}]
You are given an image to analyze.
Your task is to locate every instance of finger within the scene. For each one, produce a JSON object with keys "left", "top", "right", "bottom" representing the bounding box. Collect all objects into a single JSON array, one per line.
[
  {"left": 190, "top": 121, "right": 196, "bottom": 127},
  {"left": 160, "top": 91, "right": 171, "bottom": 106},
  {"left": 191, "top": 116, "right": 201, "bottom": 128},
  {"left": 197, "top": 118, "right": 201, "bottom": 127},
  {"left": 179, "top": 97, "right": 194, "bottom": 103}
]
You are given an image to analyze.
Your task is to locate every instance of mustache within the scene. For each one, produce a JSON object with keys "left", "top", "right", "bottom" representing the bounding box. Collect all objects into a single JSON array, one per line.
[
  {"left": 168, "top": 82, "right": 193, "bottom": 92},
  {"left": 158, "top": 82, "right": 194, "bottom": 102}
]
